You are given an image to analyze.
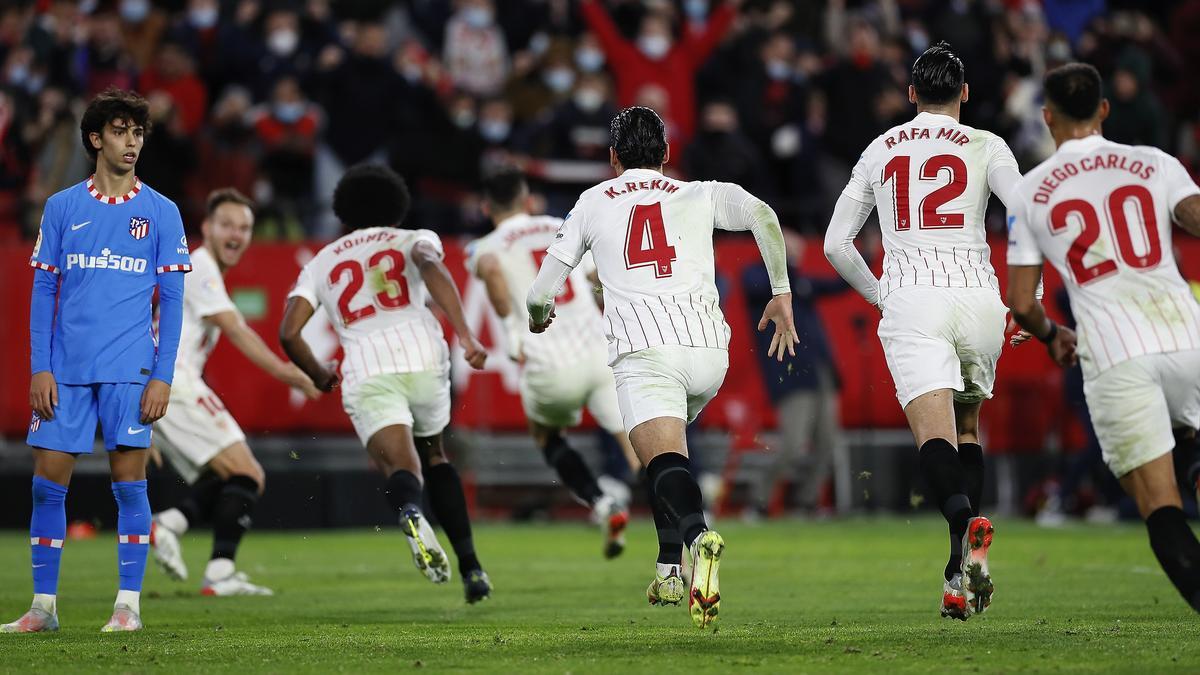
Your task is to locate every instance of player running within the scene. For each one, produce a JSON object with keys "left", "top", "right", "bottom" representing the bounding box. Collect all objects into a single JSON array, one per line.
[
  {"left": 527, "top": 106, "right": 797, "bottom": 628},
  {"left": 3, "top": 88, "right": 190, "bottom": 633},
  {"left": 279, "top": 165, "right": 493, "bottom": 603},
  {"left": 823, "top": 42, "right": 1022, "bottom": 619},
  {"left": 467, "top": 168, "right": 633, "bottom": 559},
  {"left": 1007, "top": 63, "right": 1200, "bottom": 613},
  {"left": 148, "top": 188, "right": 321, "bottom": 596}
]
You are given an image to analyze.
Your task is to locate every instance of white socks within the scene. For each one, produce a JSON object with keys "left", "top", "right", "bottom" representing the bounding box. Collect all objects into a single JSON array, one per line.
[
  {"left": 156, "top": 508, "right": 189, "bottom": 535},
  {"left": 656, "top": 562, "right": 680, "bottom": 579},
  {"left": 205, "top": 557, "right": 235, "bottom": 582},
  {"left": 115, "top": 589, "right": 140, "bottom": 615},
  {"left": 31, "top": 593, "right": 56, "bottom": 615}
]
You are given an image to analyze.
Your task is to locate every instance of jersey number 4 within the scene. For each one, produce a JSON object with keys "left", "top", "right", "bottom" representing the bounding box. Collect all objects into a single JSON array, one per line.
[
  {"left": 1049, "top": 184, "right": 1161, "bottom": 285},
  {"left": 330, "top": 250, "right": 410, "bottom": 326},
  {"left": 882, "top": 154, "right": 967, "bottom": 230},
  {"left": 625, "top": 202, "right": 676, "bottom": 278}
]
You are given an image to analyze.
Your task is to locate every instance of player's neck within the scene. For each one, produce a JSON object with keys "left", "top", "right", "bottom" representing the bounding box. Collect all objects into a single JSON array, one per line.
[
  {"left": 915, "top": 104, "right": 960, "bottom": 121},
  {"left": 490, "top": 208, "right": 527, "bottom": 227},
  {"left": 91, "top": 164, "right": 137, "bottom": 198},
  {"left": 1052, "top": 124, "right": 1103, "bottom": 148}
]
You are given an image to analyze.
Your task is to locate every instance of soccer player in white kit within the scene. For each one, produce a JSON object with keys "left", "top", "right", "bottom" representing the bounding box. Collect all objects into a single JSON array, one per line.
[
  {"left": 1007, "top": 63, "right": 1200, "bottom": 613},
  {"left": 527, "top": 107, "right": 798, "bottom": 628},
  {"left": 823, "top": 43, "right": 1021, "bottom": 619},
  {"left": 467, "top": 169, "right": 633, "bottom": 559},
  {"left": 149, "top": 189, "right": 320, "bottom": 596},
  {"left": 279, "top": 165, "right": 493, "bottom": 603}
]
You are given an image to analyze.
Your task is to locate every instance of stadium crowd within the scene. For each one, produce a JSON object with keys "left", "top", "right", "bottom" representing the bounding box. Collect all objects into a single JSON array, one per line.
[{"left": 0, "top": 0, "right": 1197, "bottom": 242}]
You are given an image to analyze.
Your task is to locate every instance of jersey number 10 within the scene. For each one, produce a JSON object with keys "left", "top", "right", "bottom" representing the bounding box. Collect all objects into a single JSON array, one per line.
[
  {"left": 1049, "top": 184, "right": 1161, "bottom": 285},
  {"left": 882, "top": 154, "right": 968, "bottom": 230},
  {"left": 330, "top": 249, "right": 410, "bottom": 326},
  {"left": 625, "top": 202, "right": 677, "bottom": 278}
]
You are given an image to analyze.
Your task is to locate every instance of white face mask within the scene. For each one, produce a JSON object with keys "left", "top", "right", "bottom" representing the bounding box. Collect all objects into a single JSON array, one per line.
[
  {"left": 452, "top": 110, "right": 476, "bottom": 129},
  {"left": 189, "top": 7, "right": 219, "bottom": 29},
  {"left": 120, "top": 0, "right": 150, "bottom": 23},
  {"left": 574, "top": 89, "right": 605, "bottom": 113},
  {"left": 479, "top": 119, "right": 510, "bottom": 143},
  {"left": 462, "top": 7, "right": 493, "bottom": 29},
  {"left": 543, "top": 67, "right": 575, "bottom": 93},
  {"left": 637, "top": 35, "right": 671, "bottom": 61},
  {"left": 575, "top": 47, "right": 604, "bottom": 73},
  {"left": 765, "top": 60, "right": 792, "bottom": 81},
  {"left": 683, "top": 0, "right": 708, "bottom": 20},
  {"left": 267, "top": 29, "right": 299, "bottom": 57}
]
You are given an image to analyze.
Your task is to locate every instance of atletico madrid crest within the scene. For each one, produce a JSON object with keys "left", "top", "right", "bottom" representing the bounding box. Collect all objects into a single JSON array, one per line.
[
  {"left": 29, "top": 412, "right": 41, "bottom": 433},
  {"left": 129, "top": 217, "right": 150, "bottom": 240}
]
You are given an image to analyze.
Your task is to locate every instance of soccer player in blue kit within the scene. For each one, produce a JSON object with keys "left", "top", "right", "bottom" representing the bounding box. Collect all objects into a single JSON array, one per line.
[{"left": 2, "top": 88, "right": 191, "bottom": 633}]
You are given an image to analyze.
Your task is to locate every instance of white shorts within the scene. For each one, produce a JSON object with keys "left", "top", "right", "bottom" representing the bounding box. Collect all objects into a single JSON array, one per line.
[
  {"left": 342, "top": 366, "right": 451, "bottom": 444},
  {"left": 1084, "top": 349, "right": 1200, "bottom": 478},
  {"left": 611, "top": 345, "right": 729, "bottom": 433},
  {"left": 521, "top": 357, "right": 624, "bottom": 434},
  {"left": 154, "top": 381, "right": 246, "bottom": 484},
  {"left": 879, "top": 287, "right": 1008, "bottom": 408}
]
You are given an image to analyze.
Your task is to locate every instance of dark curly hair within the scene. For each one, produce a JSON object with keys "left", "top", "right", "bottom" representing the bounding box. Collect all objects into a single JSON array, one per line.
[
  {"left": 79, "top": 87, "right": 151, "bottom": 162},
  {"left": 610, "top": 106, "right": 667, "bottom": 170},
  {"left": 911, "top": 41, "right": 965, "bottom": 105},
  {"left": 333, "top": 164, "right": 412, "bottom": 230},
  {"left": 482, "top": 166, "right": 528, "bottom": 211},
  {"left": 1044, "top": 62, "right": 1103, "bottom": 121}
]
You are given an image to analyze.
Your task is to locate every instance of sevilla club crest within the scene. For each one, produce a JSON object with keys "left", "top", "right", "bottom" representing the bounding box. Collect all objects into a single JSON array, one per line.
[{"left": 129, "top": 217, "right": 150, "bottom": 240}]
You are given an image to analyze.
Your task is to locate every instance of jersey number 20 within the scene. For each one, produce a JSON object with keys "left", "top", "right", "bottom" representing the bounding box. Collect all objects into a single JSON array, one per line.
[
  {"left": 882, "top": 154, "right": 967, "bottom": 230},
  {"left": 1049, "top": 184, "right": 1161, "bottom": 285},
  {"left": 330, "top": 249, "right": 410, "bottom": 326},
  {"left": 625, "top": 202, "right": 676, "bottom": 278}
]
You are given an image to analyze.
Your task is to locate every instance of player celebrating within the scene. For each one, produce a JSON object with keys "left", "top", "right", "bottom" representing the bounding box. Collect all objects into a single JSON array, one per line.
[
  {"left": 1007, "top": 63, "right": 1200, "bottom": 613},
  {"left": 466, "top": 168, "right": 633, "bottom": 559},
  {"left": 3, "top": 88, "right": 190, "bottom": 633},
  {"left": 823, "top": 42, "right": 1022, "bottom": 619},
  {"left": 148, "top": 188, "right": 321, "bottom": 596},
  {"left": 527, "top": 107, "right": 797, "bottom": 628},
  {"left": 279, "top": 165, "right": 493, "bottom": 603}
]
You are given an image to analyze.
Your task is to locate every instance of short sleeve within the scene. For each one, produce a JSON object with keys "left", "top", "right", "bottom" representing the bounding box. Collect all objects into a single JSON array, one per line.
[
  {"left": 547, "top": 198, "right": 588, "bottom": 267},
  {"left": 1159, "top": 151, "right": 1200, "bottom": 214},
  {"left": 1006, "top": 196, "right": 1043, "bottom": 266},
  {"left": 412, "top": 229, "right": 445, "bottom": 261},
  {"left": 287, "top": 262, "right": 321, "bottom": 309},
  {"left": 841, "top": 150, "right": 877, "bottom": 205},
  {"left": 154, "top": 202, "right": 192, "bottom": 274},
  {"left": 188, "top": 264, "right": 237, "bottom": 318},
  {"left": 30, "top": 198, "right": 63, "bottom": 274},
  {"left": 463, "top": 235, "right": 490, "bottom": 276}
]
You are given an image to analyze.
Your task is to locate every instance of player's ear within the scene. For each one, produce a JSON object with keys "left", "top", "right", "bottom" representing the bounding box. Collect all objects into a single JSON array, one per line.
[
  {"left": 1097, "top": 98, "right": 1110, "bottom": 123},
  {"left": 907, "top": 85, "right": 917, "bottom": 105},
  {"left": 1042, "top": 106, "right": 1053, "bottom": 129},
  {"left": 609, "top": 146, "right": 618, "bottom": 171},
  {"left": 960, "top": 83, "right": 969, "bottom": 103},
  {"left": 662, "top": 142, "right": 670, "bottom": 166},
  {"left": 89, "top": 131, "right": 103, "bottom": 152}
]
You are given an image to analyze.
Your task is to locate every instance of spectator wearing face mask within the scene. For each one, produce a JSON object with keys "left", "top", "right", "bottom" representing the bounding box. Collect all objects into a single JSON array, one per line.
[
  {"left": 139, "top": 41, "right": 208, "bottom": 135},
  {"left": 444, "top": 0, "right": 509, "bottom": 98},
  {"left": 252, "top": 75, "right": 320, "bottom": 239},
  {"left": 505, "top": 41, "right": 577, "bottom": 124},
  {"left": 580, "top": 0, "right": 739, "bottom": 144},
  {"left": 116, "top": 0, "right": 169, "bottom": 71},
  {"left": 22, "top": 86, "right": 91, "bottom": 235},
  {"left": 167, "top": 0, "right": 224, "bottom": 83},
  {"left": 1104, "top": 47, "right": 1168, "bottom": 150},
  {"left": 221, "top": 5, "right": 318, "bottom": 99},
  {"left": 195, "top": 86, "right": 258, "bottom": 213},
  {"left": 79, "top": 8, "right": 138, "bottom": 95},
  {"left": 684, "top": 99, "right": 768, "bottom": 195},
  {"left": 574, "top": 32, "right": 606, "bottom": 75}
]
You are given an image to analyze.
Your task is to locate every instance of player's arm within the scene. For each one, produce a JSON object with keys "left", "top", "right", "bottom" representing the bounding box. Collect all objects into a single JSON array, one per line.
[
  {"left": 1177, "top": 195, "right": 1200, "bottom": 237},
  {"left": 527, "top": 255, "right": 574, "bottom": 332},
  {"left": 413, "top": 239, "right": 486, "bottom": 370},
  {"left": 208, "top": 310, "right": 320, "bottom": 399},
  {"left": 823, "top": 192, "right": 881, "bottom": 308},
  {"left": 279, "top": 296, "right": 340, "bottom": 391},
  {"left": 1005, "top": 201, "right": 1076, "bottom": 367},
  {"left": 472, "top": 252, "right": 524, "bottom": 362},
  {"left": 710, "top": 182, "right": 798, "bottom": 360},
  {"left": 143, "top": 205, "right": 192, "bottom": 424},
  {"left": 28, "top": 201, "right": 63, "bottom": 420}
]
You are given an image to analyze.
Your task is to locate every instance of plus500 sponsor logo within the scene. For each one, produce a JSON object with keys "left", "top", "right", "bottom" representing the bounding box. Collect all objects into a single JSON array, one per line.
[{"left": 66, "top": 249, "right": 148, "bottom": 273}]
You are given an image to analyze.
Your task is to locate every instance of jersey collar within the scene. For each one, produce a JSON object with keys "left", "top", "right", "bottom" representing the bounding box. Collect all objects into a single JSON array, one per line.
[
  {"left": 86, "top": 175, "right": 142, "bottom": 205},
  {"left": 495, "top": 212, "right": 532, "bottom": 230},
  {"left": 1057, "top": 134, "right": 1107, "bottom": 153},
  {"left": 913, "top": 111, "right": 958, "bottom": 125}
]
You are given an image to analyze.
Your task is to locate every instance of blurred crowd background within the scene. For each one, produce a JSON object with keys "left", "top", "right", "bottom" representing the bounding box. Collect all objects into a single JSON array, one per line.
[{"left": 1, "top": 0, "right": 1198, "bottom": 243}]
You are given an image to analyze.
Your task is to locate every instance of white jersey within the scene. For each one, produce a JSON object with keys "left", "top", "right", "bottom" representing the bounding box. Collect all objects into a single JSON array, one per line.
[
  {"left": 465, "top": 213, "right": 608, "bottom": 372},
  {"left": 549, "top": 168, "right": 772, "bottom": 364},
  {"left": 1008, "top": 135, "right": 1200, "bottom": 379},
  {"left": 288, "top": 227, "right": 449, "bottom": 389},
  {"left": 842, "top": 111, "right": 1019, "bottom": 301},
  {"left": 174, "top": 246, "right": 236, "bottom": 384}
]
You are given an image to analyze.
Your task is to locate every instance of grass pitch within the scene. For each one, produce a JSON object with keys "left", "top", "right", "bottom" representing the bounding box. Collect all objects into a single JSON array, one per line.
[{"left": 0, "top": 518, "right": 1197, "bottom": 673}]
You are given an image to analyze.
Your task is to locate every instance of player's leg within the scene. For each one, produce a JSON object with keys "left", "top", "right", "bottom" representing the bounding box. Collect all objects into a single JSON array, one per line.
[
  {"left": 531, "top": 422, "right": 605, "bottom": 505},
  {"left": 644, "top": 475, "right": 686, "bottom": 605},
  {"left": 580, "top": 373, "right": 633, "bottom": 558},
  {"left": 150, "top": 471, "right": 224, "bottom": 582},
  {"left": 1120, "top": 454, "right": 1200, "bottom": 611},
  {"left": 954, "top": 401, "right": 985, "bottom": 516},
  {"left": 416, "top": 434, "right": 490, "bottom": 602},
  {"left": 195, "top": 443, "right": 271, "bottom": 596},
  {"left": 106, "top": 446, "right": 150, "bottom": 632}
]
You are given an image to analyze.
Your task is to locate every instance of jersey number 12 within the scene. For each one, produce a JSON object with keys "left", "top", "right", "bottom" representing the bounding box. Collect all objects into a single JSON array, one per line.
[{"left": 882, "top": 154, "right": 967, "bottom": 230}]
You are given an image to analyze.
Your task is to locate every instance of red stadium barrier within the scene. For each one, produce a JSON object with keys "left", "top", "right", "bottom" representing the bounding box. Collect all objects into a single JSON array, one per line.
[{"left": 3, "top": 237, "right": 1199, "bottom": 451}]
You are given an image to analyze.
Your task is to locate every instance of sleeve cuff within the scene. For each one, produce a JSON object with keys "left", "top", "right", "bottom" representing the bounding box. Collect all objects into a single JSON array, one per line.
[
  {"left": 546, "top": 246, "right": 580, "bottom": 268},
  {"left": 29, "top": 260, "right": 59, "bottom": 274},
  {"left": 157, "top": 264, "right": 192, "bottom": 274}
]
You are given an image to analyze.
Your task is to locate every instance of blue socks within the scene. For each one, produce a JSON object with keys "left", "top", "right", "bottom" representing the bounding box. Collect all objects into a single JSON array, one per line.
[
  {"left": 30, "top": 476, "right": 67, "bottom": 596},
  {"left": 112, "top": 480, "right": 151, "bottom": 593}
]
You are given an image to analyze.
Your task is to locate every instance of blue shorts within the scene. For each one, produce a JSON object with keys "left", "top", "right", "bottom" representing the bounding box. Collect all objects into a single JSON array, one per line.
[{"left": 26, "top": 383, "right": 150, "bottom": 453}]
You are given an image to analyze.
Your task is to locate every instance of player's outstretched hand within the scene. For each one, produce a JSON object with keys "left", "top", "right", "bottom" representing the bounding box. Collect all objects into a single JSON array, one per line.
[
  {"left": 1006, "top": 317, "right": 1033, "bottom": 347},
  {"left": 462, "top": 335, "right": 488, "bottom": 370},
  {"left": 282, "top": 363, "right": 322, "bottom": 400},
  {"left": 310, "top": 361, "right": 341, "bottom": 392},
  {"left": 29, "top": 371, "right": 58, "bottom": 421},
  {"left": 1048, "top": 325, "right": 1078, "bottom": 367},
  {"left": 759, "top": 293, "right": 800, "bottom": 362},
  {"left": 140, "top": 379, "right": 171, "bottom": 424},
  {"left": 529, "top": 309, "right": 556, "bottom": 334}
]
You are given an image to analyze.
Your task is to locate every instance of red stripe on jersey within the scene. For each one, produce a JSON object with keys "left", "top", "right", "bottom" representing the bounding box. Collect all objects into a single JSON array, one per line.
[
  {"left": 1099, "top": 305, "right": 1131, "bottom": 360},
  {"left": 1148, "top": 293, "right": 1179, "bottom": 351},
  {"left": 1081, "top": 313, "right": 1114, "bottom": 371},
  {"left": 1115, "top": 300, "right": 1150, "bottom": 353},
  {"left": 659, "top": 297, "right": 682, "bottom": 342},
  {"left": 29, "top": 260, "right": 59, "bottom": 274},
  {"left": 157, "top": 264, "right": 192, "bottom": 273},
  {"left": 1165, "top": 293, "right": 1200, "bottom": 350},
  {"left": 392, "top": 326, "right": 412, "bottom": 370}
]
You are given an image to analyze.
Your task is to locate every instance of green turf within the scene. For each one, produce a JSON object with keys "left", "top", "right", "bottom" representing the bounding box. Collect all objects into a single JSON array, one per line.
[{"left": 0, "top": 518, "right": 1196, "bottom": 673}]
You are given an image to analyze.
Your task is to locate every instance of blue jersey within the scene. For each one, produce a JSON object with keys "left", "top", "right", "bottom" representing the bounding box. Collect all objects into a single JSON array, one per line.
[{"left": 30, "top": 177, "right": 191, "bottom": 385}]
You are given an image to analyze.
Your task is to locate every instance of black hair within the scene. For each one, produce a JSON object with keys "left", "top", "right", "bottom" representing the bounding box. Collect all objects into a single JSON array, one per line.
[
  {"left": 911, "top": 41, "right": 965, "bottom": 105},
  {"left": 79, "top": 87, "right": 151, "bottom": 162},
  {"left": 610, "top": 106, "right": 667, "bottom": 170},
  {"left": 333, "top": 164, "right": 412, "bottom": 230},
  {"left": 1044, "top": 62, "right": 1103, "bottom": 121},
  {"left": 206, "top": 188, "right": 255, "bottom": 216},
  {"left": 482, "top": 167, "right": 528, "bottom": 210}
]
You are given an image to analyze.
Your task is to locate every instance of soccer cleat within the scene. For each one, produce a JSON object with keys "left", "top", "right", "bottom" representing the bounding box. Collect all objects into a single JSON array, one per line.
[
  {"left": 646, "top": 565, "right": 686, "bottom": 606},
  {"left": 100, "top": 604, "right": 142, "bottom": 632},
  {"left": 1, "top": 607, "right": 59, "bottom": 633},
  {"left": 592, "top": 495, "right": 629, "bottom": 559},
  {"left": 463, "top": 569, "right": 492, "bottom": 604},
  {"left": 688, "top": 530, "right": 724, "bottom": 629},
  {"left": 400, "top": 511, "right": 451, "bottom": 584},
  {"left": 961, "top": 516, "right": 995, "bottom": 615},
  {"left": 201, "top": 570, "right": 274, "bottom": 596},
  {"left": 150, "top": 519, "right": 188, "bottom": 581},
  {"left": 940, "top": 573, "right": 969, "bottom": 621}
]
